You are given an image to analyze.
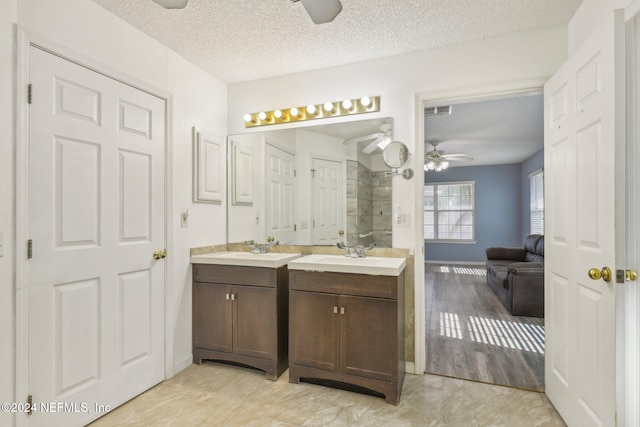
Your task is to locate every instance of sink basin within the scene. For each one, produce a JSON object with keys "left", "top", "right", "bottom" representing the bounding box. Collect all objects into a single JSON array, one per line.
[
  {"left": 190, "top": 252, "right": 302, "bottom": 269},
  {"left": 287, "top": 254, "right": 406, "bottom": 276}
]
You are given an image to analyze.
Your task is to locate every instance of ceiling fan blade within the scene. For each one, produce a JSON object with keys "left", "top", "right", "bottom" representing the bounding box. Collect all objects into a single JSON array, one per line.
[
  {"left": 300, "top": 0, "right": 343, "bottom": 24},
  {"left": 343, "top": 132, "right": 385, "bottom": 145},
  {"left": 445, "top": 157, "right": 473, "bottom": 162},
  {"left": 362, "top": 137, "right": 385, "bottom": 154},
  {"left": 441, "top": 153, "right": 473, "bottom": 159},
  {"left": 152, "top": 0, "right": 188, "bottom": 9}
]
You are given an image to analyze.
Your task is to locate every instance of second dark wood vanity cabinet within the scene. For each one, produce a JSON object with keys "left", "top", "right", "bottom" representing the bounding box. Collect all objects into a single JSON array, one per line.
[
  {"left": 192, "top": 263, "right": 288, "bottom": 380},
  {"left": 288, "top": 269, "right": 405, "bottom": 404}
]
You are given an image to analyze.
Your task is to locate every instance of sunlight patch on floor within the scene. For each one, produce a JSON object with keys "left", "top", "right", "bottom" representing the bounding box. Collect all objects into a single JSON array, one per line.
[
  {"left": 438, "top": 311, "right": 545, "bottom": 354},
  {"left": 439, "top": 312, "right": 462, "bottom": 339},
  {"left": 437, "top": 266, "right": 486, "bottom": 276},
  {"left": 468, "top": 316, "right": 545, "bottom": 354}
]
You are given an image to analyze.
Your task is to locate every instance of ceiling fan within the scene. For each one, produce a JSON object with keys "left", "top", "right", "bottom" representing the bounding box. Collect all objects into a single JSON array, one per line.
[
  {"left": 152, "top": 0, "right": 343, "bottom": 24},
  {"left": 343, "top": 123, "right": 392, "bottom": 154},
  {"left": 424, "top": 141, "right": 473, "bottom": 171}
]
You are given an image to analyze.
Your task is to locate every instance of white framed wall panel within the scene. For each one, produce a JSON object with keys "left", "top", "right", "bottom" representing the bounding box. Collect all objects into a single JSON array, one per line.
[{"left": 193, "top": 127, "right": 224, "bottom": 204}]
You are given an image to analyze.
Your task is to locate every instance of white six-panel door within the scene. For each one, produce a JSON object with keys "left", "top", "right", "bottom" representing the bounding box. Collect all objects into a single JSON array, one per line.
[
  {"left": 265, "top": 144, "right": 295, "bottom": 245},
  {"left": 28, "top": 46, "right": 166, "bottom": 426},
  {"left": 544, "top": 10, "right": 623, "bottom": 427},
  {"left": 312, "top": 158, "right": 344, "bottom": 245}
]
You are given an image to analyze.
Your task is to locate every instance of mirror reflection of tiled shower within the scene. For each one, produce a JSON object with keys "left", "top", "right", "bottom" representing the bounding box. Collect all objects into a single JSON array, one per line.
[{"left": 346, "top": 160, "right": 392, "bottom": 247}]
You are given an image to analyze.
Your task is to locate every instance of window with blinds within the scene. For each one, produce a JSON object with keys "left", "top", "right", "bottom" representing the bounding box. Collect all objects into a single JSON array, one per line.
[
  {"left": 530, "top": 169, "right": 544, "bottom": 234},
  {"left": 424, "top": 181, "right": 475, "bottom": 241}
]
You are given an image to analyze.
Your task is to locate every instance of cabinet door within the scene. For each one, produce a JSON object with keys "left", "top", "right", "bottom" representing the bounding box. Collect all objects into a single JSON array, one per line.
[
  {"left": 289, "top": 290, "right": 339, "bottom": 372},
  {"left": 193, "top": 282, "right": 232, "bottom": 353},
  {"left": 233, "top": 285, "right": 277, "bottom": 360},
  {"left": 341, "top": 295, "right": 397, "bottom": 382}
]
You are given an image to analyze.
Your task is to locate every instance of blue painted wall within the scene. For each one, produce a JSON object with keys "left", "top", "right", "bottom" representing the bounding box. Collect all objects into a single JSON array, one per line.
[
  {"left": 424, "top": 163, "right": 522, "bottom": 262},
  {"left": 520, "top": 149, "right": 544, "bottom": 242}
]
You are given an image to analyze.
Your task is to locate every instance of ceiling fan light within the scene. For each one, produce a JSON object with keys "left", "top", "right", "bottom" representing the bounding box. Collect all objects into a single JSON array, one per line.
[
  {"left": 152, "top": 0, "right": 189, "bottom": 9},
  {"left": 435, "top": 165, "right": 442, "bottom": 172},
  {"left": 426, "top": 161, "right": 435, "bottom": 170},
  {"left": 441, "top": 161, "right": 450, "bottom": 169},
  {"left": 299, "top": 0, "right": 342, "bottom": 24}
]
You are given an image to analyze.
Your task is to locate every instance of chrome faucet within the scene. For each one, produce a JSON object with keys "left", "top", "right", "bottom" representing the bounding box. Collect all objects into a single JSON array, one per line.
[
  {"left": 336, "top": 242, "right": 377, "bottom": 258},
  {"left": 249, "top": 236, "right": 279, "bottom": 254}
]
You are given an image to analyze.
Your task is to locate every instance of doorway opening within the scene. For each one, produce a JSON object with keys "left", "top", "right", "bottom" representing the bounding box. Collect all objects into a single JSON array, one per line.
[{"left": 423, "top": 93, "right": 545, "bottom": 392}]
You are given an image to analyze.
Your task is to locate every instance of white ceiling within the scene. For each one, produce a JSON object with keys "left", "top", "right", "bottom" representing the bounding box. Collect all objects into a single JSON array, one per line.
[
  {"left": 425, "top": 94, "right": 544, "bottom": 167},
  {"left": 92, "top": 0, "right": 582, "bottom": 84}
]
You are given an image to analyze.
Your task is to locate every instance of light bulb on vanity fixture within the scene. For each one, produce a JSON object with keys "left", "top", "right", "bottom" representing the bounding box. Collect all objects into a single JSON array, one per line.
[
  {"left": 306, "top": 104, "right": 318, "bottom": 116},
  {"left": 242, "top": 96, "right": 380, "bottom": 128}
]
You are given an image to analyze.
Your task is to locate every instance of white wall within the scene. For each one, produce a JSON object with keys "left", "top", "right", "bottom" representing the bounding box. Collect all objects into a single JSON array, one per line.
[
  {"left": 568, "top": 0, "right": 633, "bottom": 53},
  {"left": 1, "top": 2, "right": 227, "bottom": 425},
  {"left": 228, "top": 26, "right": 570, "bottom": 337},
  {"left": 0, "top": 1, "right": 18, "bottom": 427}
]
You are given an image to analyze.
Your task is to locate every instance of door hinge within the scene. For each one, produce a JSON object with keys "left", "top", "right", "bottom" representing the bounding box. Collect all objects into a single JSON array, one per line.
[
  {"left": 28, "top": 84, "right": 33, "bottom": 104},
  {"left": 27, "top": 239, "right": 33, "bottom": 259},
  {"left": 294, "top": 224, "right": 297, "bottom": 231},
  {"left": 27, "top": 394, "right": 33, "bottom": 415},
  {"left": 294, "top": 169, "right": 297, "bottom": 178},
  {"left": 311, "top": 169, "right": 316, "bottom": 178}
]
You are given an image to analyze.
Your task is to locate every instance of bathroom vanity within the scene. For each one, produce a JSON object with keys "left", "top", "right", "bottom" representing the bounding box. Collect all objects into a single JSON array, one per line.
[
  {"left": 286, "top": 255, "right": 406, "bottom": 404},
  {"left": 191, "top": 252, "right": 301, "bottom": 380}
]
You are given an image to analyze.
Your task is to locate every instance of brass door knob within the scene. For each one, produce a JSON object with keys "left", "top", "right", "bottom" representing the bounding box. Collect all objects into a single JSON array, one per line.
[
  {"left": 338, "top": 230, "right": 344, "bottom": 236},
  {"left": 626, "top": 270, "right": 637, "bottom": 282},
  {"left": 588, "top": 267, "right": 612, "bottom": 282},
  {"left": 153, "top": 249, "right": 167, "bottom": 260}
]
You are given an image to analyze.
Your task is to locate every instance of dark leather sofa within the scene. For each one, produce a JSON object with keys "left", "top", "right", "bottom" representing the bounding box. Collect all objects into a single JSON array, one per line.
[{"left": 485, "top": 234, "right": 544, "bottom": 318}]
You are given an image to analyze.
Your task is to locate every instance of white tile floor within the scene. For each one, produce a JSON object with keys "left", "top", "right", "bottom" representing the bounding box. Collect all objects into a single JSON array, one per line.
[{"left": 89, "top": 362, "right": 566, "bottom": 426}]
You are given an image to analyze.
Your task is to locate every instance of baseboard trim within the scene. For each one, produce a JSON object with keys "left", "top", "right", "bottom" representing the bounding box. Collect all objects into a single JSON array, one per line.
[
  {"left": 171, "top": 354, "right": 193, "bottom": 379},
  {"left": 405, "top": 361, "right": 417, "bottom": 374},
  {"left": 425, "top": 260, "right": 485, "bottom": 266}
]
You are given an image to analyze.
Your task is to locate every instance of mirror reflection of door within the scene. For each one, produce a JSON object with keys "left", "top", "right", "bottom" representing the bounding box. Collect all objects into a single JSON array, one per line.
[
  {"left": 312, "top": 158, "right": 344, "bottom": 245},
  {"left": 265, "top": 144, "right": 296, "bottom": 245}
]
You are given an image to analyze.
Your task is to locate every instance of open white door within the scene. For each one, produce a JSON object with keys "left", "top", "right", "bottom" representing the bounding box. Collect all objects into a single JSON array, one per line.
[
  {"left": 544, "top": 9, "right": 624, "bottom": 427},
  {"left": 27, "top": 46, "right": 166, "bottom": 426}
]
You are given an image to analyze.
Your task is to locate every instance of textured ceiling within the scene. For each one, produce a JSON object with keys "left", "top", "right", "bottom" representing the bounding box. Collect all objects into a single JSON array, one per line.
[{"left": 92, "top": 0, "right": 582, "bottom": 83}]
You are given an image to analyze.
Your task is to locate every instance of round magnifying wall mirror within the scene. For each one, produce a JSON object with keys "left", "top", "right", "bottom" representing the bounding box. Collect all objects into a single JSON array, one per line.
[{"left": 382, "top": 141, "right": 410, "bottom": 169}]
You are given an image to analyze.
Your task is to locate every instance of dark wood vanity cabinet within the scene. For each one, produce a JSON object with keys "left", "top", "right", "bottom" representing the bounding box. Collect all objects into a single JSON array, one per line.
[
  {"left": 192, "top": 264, "right": 289, "bottom": 380},
  {"left": 288, "top": 269, "right": 405, "bottom": 404}
]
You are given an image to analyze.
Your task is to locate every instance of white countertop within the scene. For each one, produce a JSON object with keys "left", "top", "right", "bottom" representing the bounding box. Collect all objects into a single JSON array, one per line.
[
  {"left": 287, "top": 254, "right": 406, "bottom": 276},
  {"left": 190, "top": 252, "right": 302, "bottom": 269}
]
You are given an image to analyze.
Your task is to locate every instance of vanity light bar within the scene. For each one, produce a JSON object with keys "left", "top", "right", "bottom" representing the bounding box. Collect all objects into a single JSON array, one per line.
[{"left": 243, "top": 96, "right": 381, "bottom": 128}]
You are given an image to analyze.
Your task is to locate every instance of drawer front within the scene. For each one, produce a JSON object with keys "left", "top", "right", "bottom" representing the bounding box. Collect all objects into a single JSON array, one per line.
[
  {"left": 290, "top": 270, "right": 401, "bottom": 299},
  {"left": 193, "top": 264, "right": 278, "bottom": 287}
]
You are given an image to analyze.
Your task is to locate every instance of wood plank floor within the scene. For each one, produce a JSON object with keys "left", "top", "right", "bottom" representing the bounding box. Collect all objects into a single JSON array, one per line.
[{"left": 425, "top": 263, "right": 545, "bottom": 392}]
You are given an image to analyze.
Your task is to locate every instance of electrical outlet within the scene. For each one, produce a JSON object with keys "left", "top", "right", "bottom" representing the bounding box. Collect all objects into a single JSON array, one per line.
[{"left": 300, "top": 220, "right": 308, "bottom": 229}]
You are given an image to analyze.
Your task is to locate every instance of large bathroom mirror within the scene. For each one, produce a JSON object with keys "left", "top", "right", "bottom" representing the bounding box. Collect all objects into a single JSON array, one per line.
[{"left": 227, "top": 117, "right": 395, "bottom": 247}]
